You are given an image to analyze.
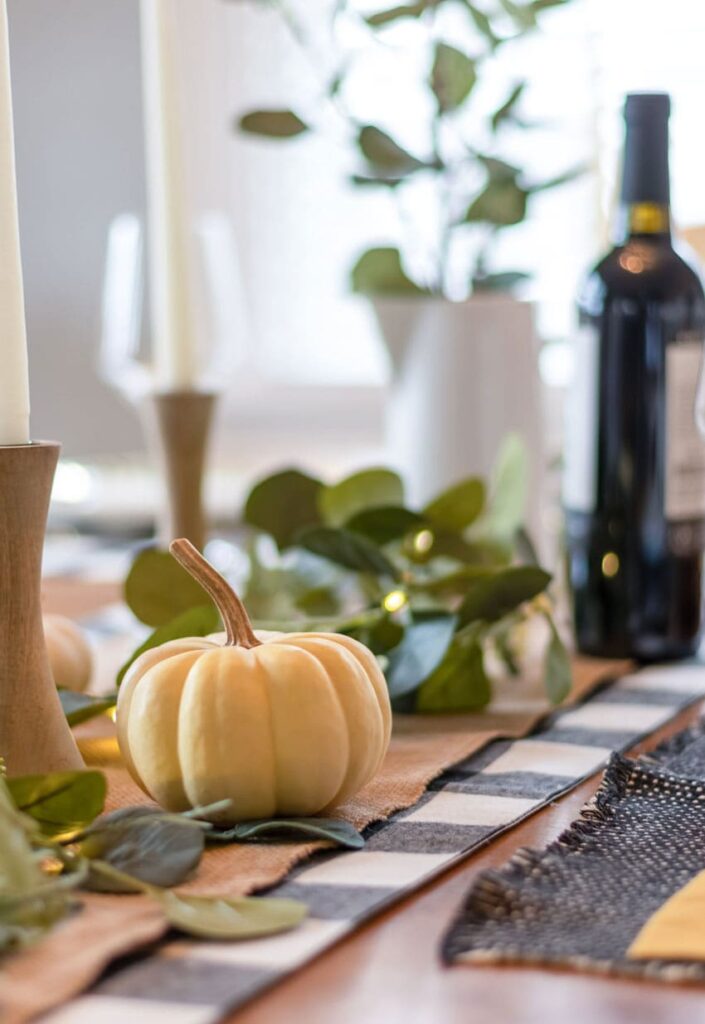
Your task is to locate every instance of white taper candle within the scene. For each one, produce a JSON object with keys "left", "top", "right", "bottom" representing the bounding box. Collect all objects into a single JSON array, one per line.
[
  {"left": 0, "top": 2, "right": 30, "bottom": 445},
  {"left": 140, "top": 0, "right": 197, "bottom": 391}
]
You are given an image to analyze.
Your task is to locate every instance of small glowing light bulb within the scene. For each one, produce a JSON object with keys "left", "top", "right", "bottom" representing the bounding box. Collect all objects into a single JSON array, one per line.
[
  {"left": 412, "top": 529, "right": 434, "bottom": 554},
  {"left": 601, "top": 552, "right": 620, "bottom": 578},
  {"left": 383, "top": 589, "right": 408, "bottom": 613}
]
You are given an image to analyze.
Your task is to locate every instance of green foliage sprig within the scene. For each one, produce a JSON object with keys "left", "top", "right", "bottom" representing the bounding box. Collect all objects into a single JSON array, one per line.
[
  {"left": 230, "top": 0, "right": 581, "bottom": 296},
  {"left": 122, "top": 437, "right": 572, "bottom": 710},
  {"left": 0, "top": 765, "right": 375, "bottom": 952}
]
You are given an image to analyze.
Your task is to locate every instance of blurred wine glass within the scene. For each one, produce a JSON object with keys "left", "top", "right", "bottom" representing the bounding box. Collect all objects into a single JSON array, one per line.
[{"left": 99, "top": 211, "right": 248, "bottom": 400}]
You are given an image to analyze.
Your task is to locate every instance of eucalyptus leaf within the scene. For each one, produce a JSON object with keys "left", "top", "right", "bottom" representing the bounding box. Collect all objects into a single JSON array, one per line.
[
  {"left": 464, "top": 179, "right": 528, "bottom": 226},
  {"left": 238, "top": 110, "right": 309, "bottom": 138},
  {"left": 350, "top": 247, "right": 426, "bottom": 295},
  {"left": 424, "top": 477, "right": 485, "bottom": 531},
  {"left": 297, "top": 527, "right": 401, "bottom": 580},
  {"left": 464, "top": 2, "right": 501, "bottom": 48},
  {"left": 366, "top": 2, "right": 426, "bottom": 26},
  {"left": 497, "top": 0, "right": 536, "bottom": 29},
  {"left": 117, "top": 604, "right": 220, "bottom": 687},
  {"left": 125, "top": 547, "right": 210, "bottom": 627},
  {"left": 208, "top": 817, "right": 364, "bottom": 850},
  {"left": 543, "top": 613, "right": 572, "bottom": 704},
  {"left": 346, "top": 505, "right": 424, "bottom": 545},
  {"left": 431, "top": 43, "right": 476, "bottom": 112},
  {"left": 155, "top": 890, "right": 307, "bottom": 941},
  {"left": 386, "top": 614, "right": 457, "bottom": 698},
  {"left": 529, "top": 164, "right": 585, "bottom": 193},
  {"left": 7, "top": 771, "right": 106, "bottom": 840},
  {"left": 80, "top": 809, "right": 205, "bottom": 891},
  {"left": 491, "top": 82, "right": 527, "bottom": 130},
  {"left": 59, "top": 689, "right": 117, "bottom": 726},
  {"left": 88, "top": 861, "right": 308, "bottom": 940},
  {"left": 295, "top": 586, "right": 341, "bottom": 617},
  {"left": 484, "top": 433, "right": 528, "bottom": 540},
  {"left": 244, "top": 469, "right": 323, "bottom": 549},
  {"left": 457, "top": 566, "right": 551, "bottom": 626},
  {"left": 320, "top": 468, "right": 404, "bottom": 527},
  {"left": 416, "top": 639, "right": 492, "bottom": 712},
  {"left": 358, "top": 126, "right": 424, "bottom": 175},
  {"left": 412, "top": 566, "right": 495, "bottom": 598}
]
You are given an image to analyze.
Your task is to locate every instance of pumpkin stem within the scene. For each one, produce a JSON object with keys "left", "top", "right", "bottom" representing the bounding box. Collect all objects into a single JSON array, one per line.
[{"left": 169, "top": 539, "right": 261, "bottom": 649}]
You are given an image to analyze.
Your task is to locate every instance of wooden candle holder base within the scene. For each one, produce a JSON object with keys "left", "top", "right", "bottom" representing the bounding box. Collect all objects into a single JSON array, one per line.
[
  {"left": 0, "top": 442, "right": 83, "bottom": 775},
  {"left": 147, "top": 391, "right": 216, "bottom": 551}
]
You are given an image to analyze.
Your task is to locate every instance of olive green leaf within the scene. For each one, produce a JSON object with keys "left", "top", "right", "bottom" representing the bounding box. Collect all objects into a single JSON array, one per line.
[
  {"left": 207, "top": 818, "right": 364, "bottom": 850},
  {"left": 295, "top": 586, "right": 341, "bottom": 617},
  {"left": 117, "top": 604, "right": 220, "bottom": 687},
  {"left": 59, "top": 690, "right": 117, "bottom": 727},
  {"left": 491, "top": 82, "right": 527, "bottom": 130},
  {"left": 350, "top": 247, "right": 426, "bottom": 295},
  {"left": 530, "top": 0, "right": 569, "bottom": 11},
  {"left": 366, "top": 2, "right": 427, "bottom": 26},
  {"left": 238, "top": 110, "right": 309, "bottom": 138},
  {"left": 7, "top": 771, "right": 106, "bottom": 840},
  {"left": 464, "top": 179, "right": 528, "bottom": 226},
  {"left": 155, "top": 890, "right": 307, "bottom": 940},
  {"left": 543, "top": 613, "right": 572, "bottom": 704},
  {"left": 89, "top": 860, "right": 308, "bottom": 940},
  {"left": 464, "top": 2, "right": 502, "bottom": 48},
  {"left": 320, "top": 468, "right": 404, "bottom": 528},
  {"left": 497, "top": 0, "right": 536, "bottom": 29},
  {"left": 424, "top": 478, "right": 485, "bottom": 532},
  {"left": 483, "top": 433, "right": 528, "bottom": 540},
  {"left": 431, "top": 43, "right": 477, "bottom": 112},
  {"left": 346, "top": 506, "right": 424, "bottom": 545},
  {"left": 411, "top": 565, "right": 495, "bottom": 598},
  {"left": 386, "top": 614, "right": 457, "bottom": 698},
  {"left": 297, "top": 526, "right": 401, "bottom": 579},
  {"left": 79, "top": 808, "right": 206, "bottom": 891},
  {"left": 244, "top": 468, "right": 323, "bottom": 549},
  {"left": 528, "top": 164, "right": 586, "bottom": 193},
  {"left": 416, "top": 638, "right": 492, "bottom": 712},
  {"left": 457, "top": 566, "right": 551, "bottom": 626},
  {"left": 358, "top": 126, "right": 424, "bottom": 175},
  {"left": 125, "top": 547, "right": 211, "bottom": 627}
]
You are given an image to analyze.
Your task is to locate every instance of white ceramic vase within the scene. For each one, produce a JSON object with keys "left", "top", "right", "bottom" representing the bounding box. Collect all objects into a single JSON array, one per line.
[{"left": 373, "top": 294, "right": 546, "bottom": 546}]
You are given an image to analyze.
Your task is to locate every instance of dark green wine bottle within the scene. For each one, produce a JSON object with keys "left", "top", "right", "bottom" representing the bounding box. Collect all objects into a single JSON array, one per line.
[{"left": 565, "top": 93, "right": 705, "bottom": 660}]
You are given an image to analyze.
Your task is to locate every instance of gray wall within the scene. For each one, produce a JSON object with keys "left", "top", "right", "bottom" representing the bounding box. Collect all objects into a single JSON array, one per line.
[{"left": 9, "top": 0, "right": 144, "bottom": 455}]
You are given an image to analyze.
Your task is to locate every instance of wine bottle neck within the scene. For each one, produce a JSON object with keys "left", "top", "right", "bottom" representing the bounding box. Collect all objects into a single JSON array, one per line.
[
  {"left": 616, "top": 97, "right": 671, "bottom": 243},
  {"left": 616, "top": 202, "right": 671, "bottom": 243}
]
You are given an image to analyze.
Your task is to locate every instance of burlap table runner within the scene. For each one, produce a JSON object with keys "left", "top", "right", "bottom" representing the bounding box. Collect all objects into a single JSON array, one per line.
[{"left": 0, "top": 655, "right": 626, "bottom": 1023}]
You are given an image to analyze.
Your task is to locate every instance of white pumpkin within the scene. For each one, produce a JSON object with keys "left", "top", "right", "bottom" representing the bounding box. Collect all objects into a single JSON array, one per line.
[
  {"left": 117, "top": 540, "right": 391, "bottom": 824},
  {"left": 44, "top": 614, "right": 93, "bottom": 693}
]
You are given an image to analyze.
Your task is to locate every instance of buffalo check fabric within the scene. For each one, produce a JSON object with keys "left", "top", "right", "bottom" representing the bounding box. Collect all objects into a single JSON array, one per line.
[{"left": 39, "top": 661, "right": 705, "bottom": 1024}]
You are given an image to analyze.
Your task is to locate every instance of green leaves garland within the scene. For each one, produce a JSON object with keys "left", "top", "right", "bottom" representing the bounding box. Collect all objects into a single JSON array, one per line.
[
  {"left": 122, "top": 440, "right": 571, "bottom": 711},
  {"left": 0, "top": 771, "right": 360, "bottom": 952}
]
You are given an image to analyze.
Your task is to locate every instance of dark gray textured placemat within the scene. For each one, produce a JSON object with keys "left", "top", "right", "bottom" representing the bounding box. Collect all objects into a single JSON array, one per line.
[{"left": 443, "top": 721, "right": 705, "bottom": 981}]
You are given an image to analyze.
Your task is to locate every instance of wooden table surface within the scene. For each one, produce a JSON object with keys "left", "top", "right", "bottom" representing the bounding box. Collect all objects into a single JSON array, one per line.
[{"left": 44, "top": 578, "right": 705, "bottom": 1024}]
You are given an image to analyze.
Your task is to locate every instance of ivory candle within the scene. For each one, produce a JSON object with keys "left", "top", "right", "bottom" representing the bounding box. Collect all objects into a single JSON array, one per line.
[
  {"left": 140, "top": 0, "right": 197, "bottom": 390},
  {"left": 0, "top": 2, "right": 30, "bottom": 445}
]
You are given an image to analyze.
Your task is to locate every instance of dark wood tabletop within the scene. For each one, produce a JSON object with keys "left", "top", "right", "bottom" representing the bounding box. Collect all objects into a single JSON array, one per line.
[{"left": 44, "top": 578, "right": 705, "bottom": 1024}]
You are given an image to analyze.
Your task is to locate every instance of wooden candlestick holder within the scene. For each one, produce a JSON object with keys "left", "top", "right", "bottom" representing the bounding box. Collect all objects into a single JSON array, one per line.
[
  {"left": 146, "top": 391, "right": 216, "bottom": 551},
  {"left": 0, "top": 442, "right": 83, "bottom": 775}
]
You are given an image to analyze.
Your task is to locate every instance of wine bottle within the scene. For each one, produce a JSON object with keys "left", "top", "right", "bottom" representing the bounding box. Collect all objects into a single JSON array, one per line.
[{"left": 564, "top": 93, "right": 705, "bottom": 660}]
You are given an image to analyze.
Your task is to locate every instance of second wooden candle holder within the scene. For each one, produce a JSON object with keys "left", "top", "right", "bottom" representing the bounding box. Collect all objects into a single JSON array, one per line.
[
  {"left": 145, "top": 390, "right": 216, "bottom": 551},
  {"left": 0, "top": 442, "right": 83, "bottom": 775}
]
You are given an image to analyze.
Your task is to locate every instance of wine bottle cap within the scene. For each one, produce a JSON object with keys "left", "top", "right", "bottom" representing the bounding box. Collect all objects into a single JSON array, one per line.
[{"left": 624, "top": 93, "right": 671, "bottom": 123}]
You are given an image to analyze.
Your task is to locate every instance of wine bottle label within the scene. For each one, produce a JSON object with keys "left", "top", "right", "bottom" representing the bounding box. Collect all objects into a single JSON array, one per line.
[
  {"left": 665, "top": 336, "right": 705, "bottom": 521},
  {"left": 563, "top": 323, "right": 600, "bottom": 513}
]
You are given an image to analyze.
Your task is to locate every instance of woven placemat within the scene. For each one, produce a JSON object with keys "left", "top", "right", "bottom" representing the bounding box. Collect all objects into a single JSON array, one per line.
[
  {"left": 442, "top": 713, "right": 705, "bottom": 981},
  {"left": 15, "top": 661, "right": 701, "bottom": 1024}
]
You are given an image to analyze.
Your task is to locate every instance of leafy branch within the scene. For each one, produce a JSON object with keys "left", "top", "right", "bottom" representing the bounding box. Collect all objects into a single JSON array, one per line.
[{"left": 229, "top": 0, "right": 581, "bottom": 296}]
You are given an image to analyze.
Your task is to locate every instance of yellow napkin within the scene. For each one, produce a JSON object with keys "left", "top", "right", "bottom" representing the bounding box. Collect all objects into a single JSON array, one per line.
[{"left": 629, "top": 870, "right": 705, "bottom": 961}]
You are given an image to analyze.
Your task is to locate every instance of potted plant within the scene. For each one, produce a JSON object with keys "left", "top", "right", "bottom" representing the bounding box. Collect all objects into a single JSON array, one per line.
[{"left": 231, "top": 0, "right": 580, "bottom": 536}]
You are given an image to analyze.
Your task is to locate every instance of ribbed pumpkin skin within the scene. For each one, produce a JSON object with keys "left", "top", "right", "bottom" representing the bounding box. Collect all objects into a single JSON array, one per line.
[
  {"left": 116, "top": 631, "right": 391, "bottom": 824},
  {"left": 44, "top": 614, "right": 93, "bottom": 693}
]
